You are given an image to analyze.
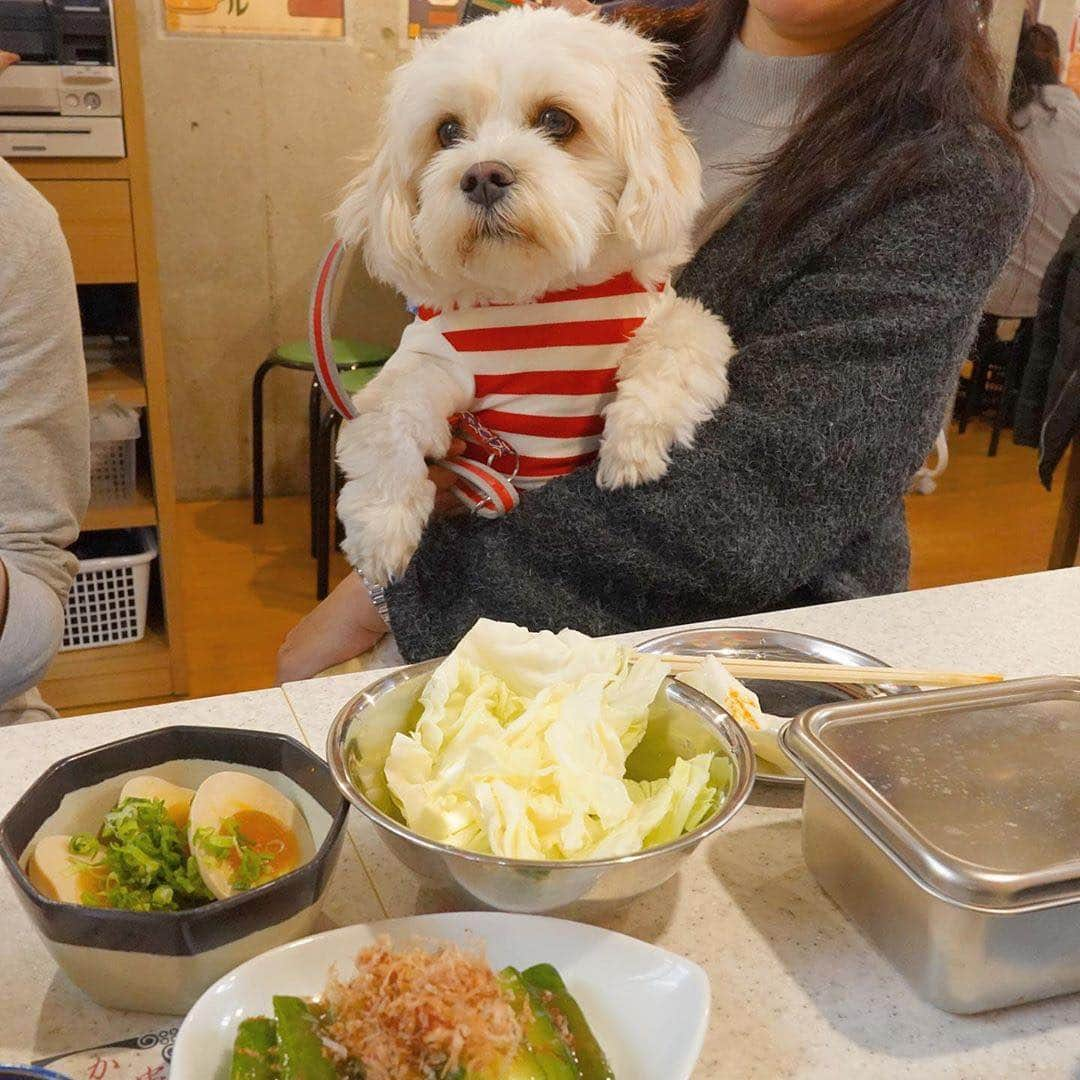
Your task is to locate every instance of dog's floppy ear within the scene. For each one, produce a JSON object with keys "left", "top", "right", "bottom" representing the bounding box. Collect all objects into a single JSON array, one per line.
[
  {"left": 333, "top": 139, "right": 428, "bottom": 295},
  {"left": 613, "top": 45, "right": 701, "bottom": 262}
]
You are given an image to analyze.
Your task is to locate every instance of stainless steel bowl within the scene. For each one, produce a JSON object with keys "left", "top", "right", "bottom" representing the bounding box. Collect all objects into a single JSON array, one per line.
[{"left": 327, "top": 659, "right": 755, "bottom": 914}]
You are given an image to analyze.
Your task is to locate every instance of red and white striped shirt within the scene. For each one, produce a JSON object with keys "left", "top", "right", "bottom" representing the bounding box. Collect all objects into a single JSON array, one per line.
[{"left": 402, "top": 272, "right": 664, "bottom": 510}]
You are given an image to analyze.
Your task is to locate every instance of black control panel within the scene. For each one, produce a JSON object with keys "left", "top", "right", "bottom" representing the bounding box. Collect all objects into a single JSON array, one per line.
[{"left": 0, "top": 0, "right": 114, "bottom": 65}]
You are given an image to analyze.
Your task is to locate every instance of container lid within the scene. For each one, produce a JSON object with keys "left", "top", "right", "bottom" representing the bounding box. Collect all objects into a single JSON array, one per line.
[{"left": 782, "top": 676, "right": 1080, "bottom": 910}]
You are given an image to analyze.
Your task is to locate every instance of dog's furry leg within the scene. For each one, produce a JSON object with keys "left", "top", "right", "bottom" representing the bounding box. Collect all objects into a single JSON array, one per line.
[
  {"left": 335, "top": 349, "right": 473, "bottom": 583},
  {"left": 597, "top": 293, "right": 735, "bottom": 489}
]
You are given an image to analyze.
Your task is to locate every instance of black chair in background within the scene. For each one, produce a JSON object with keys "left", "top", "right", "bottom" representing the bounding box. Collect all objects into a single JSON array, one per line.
[
  {"left": 956, "top": 313, "right": 1035, "bottom": 456},
  {"left": 252, "top": 342, "right": 387, "bottom": 596}
]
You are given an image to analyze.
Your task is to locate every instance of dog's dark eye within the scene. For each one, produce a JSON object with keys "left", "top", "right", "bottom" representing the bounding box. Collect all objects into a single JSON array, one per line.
[
  {"left": 536, "top": 107, "right": 576, "bottom": 141},
  {"left": 436, "top": 118, "right": 465, "bottom": 149}
]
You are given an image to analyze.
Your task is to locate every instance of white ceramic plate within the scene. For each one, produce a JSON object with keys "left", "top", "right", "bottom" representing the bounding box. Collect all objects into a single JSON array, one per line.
[{"left": 172, "top": 911, "right": 710, "bottom": 1080}]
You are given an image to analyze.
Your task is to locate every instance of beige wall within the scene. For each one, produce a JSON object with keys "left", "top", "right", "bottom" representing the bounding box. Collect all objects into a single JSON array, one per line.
[
  {"left": 1038, "top": 0, "right": 1079, "bottom": 56},
  {"left": 135, "top": 0, "right": 411, "bottom": 500},
  {"left": 990, "top": 0, "right": 1029, "bottom": 97}
]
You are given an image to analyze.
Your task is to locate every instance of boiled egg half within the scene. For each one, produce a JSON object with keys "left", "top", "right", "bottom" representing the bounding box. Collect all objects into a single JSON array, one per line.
[
  {"left": 187, "top": 772, "right": 314, "bottom": 900},
  {"left": 119, "top": 774, "right": 195, "bottom": 827},
  {"left": 27, "top": 834, "right": 107, "bottom": 904}
]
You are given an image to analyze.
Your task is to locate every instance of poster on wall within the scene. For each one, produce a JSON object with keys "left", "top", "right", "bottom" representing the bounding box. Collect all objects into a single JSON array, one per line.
[
  {"left": 407, "top": 0, "right": 461, "bottom": 39},
  {"left": 163, "top": 0, "right": 345, "bottom": 39},
  {"left": 407, "top": 0, "right": 522, "bottom": 40}
]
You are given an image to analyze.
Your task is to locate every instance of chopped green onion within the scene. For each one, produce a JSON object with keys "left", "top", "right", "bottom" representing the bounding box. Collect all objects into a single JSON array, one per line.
[
  {"left": 69, "top": 834, "right": 99, "bottom": 857},
  {"left": 86, "top": 796, "right": 213, "bottom": 911},
  {"left": 194, "top": 816, "right": 276, "bottom": 892}
]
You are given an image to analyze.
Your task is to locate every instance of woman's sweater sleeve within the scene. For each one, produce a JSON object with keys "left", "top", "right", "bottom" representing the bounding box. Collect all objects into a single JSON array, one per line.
[
  {"left": 0, "top": 198, "right": 89, "bottom": 704},
  {"left": 386, "top": 147, "right": 1030, "bottom": 661}
]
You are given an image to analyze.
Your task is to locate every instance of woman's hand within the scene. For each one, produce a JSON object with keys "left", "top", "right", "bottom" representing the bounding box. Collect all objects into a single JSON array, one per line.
[
  {"left": 276, "top": 572, "right": 387, "bottom": 684},
  {"left": 429, "top": 437, "right": 467, "bottom": 518},
  {"left": 277, "top": 436, "right": 467, "bottom": 682},
  {"left": 0, "top": 52, "right": 20, "bottom": 74}
]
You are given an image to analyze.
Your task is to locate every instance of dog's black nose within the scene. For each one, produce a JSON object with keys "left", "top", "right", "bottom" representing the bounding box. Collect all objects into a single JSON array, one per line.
[{"left": 460, "top": 161, "right": 516, "bottom": 208}]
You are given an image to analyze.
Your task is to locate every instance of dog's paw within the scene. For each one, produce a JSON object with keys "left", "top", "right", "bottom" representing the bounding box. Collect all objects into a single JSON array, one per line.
[
  {"left": 597, "top": 397, "right": 673, "bottom": 489},
  {"left": 596, "top": 430, "right": 671, "bottom": 489},
  {"left": 337, "top": 477, "right": 435, "bottom": 584}
]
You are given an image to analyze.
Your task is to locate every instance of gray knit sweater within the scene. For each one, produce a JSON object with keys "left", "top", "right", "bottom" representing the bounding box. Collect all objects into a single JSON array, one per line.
[{"left": 385, "top": 130, "right": 1030, "bottom": 662}]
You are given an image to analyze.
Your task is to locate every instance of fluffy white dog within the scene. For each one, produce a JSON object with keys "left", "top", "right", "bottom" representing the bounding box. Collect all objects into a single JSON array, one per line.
[{"left": 334, "top": 6, "right": 734, "bottom": 583}]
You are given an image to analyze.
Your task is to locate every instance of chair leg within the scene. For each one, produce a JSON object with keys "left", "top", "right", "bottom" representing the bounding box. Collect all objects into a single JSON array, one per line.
[
  {"left": 988, "top": 320, "right": 1033, "bottom": 457},
  {"left": 331, "top": 418, "right": 345, "bottom": 552},
  {"left": 308, "top": 378, "right": 322, "bottom": 558},
  {"left": 335, "top": 469, "right": 345, "bottom": 548},
  {"left": 987, "top": 359, "right": 1011, "bottom": 457},
  {"left": 958, "top": 315, "right": 996, "bottom": 434},
  {"left": 316, "top": 410, "right": 341, "bottom": 601},
  {"left": 251, "top": 356, "right": 278, "bottom": 524}
]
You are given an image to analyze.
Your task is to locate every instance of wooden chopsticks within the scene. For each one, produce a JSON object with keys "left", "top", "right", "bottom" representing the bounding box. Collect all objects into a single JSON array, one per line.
[{"left": 651, "top": 653, "right": 1004, "bottom": 688}]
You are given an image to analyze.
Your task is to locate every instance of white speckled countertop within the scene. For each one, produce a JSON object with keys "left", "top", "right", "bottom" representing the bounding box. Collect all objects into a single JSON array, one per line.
[{"left": 2, "top": 570, "right": 1079, "bottom": 1077}]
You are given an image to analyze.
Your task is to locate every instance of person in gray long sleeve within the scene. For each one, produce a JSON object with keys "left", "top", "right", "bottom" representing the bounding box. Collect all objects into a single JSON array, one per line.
[
  {"left": 277, "top": 0, "right": 1031, "bottom": 679},
  {"left": 0, "top": 155, "right": 89, "bottom": 724}
]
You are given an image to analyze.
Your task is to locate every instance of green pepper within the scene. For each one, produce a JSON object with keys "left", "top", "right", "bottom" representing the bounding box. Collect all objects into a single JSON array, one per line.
[
  {"left": 273, "top": 995, "right": 337, "bottom": 1080},
  {"left": 230, "top": 1016, "right": 278, "bottom": 1080},
  {"left": 499, "top": 969, "right": 580, "bottom": 1080},
  {"left": 522, "top": 965, "right": 614, "bottom": 1080}
]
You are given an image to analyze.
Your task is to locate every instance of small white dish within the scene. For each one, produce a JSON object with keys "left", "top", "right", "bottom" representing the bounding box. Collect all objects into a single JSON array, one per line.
[{"left": 172, "top": 910, "right": 710, "bottom": 1080}]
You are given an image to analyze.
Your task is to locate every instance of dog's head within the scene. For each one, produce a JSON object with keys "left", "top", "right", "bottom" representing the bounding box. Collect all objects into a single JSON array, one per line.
[{"left": 336, "top": 7, "right": 701, "bottom": 306}]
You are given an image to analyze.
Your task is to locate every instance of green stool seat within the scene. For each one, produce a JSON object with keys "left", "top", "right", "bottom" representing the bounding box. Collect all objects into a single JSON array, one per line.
[
  {"left": 273, "top": 338, "right": 391, "bottom": 368},
  {"left": 337, "top": 365, "right": 384, "bottom": 395}
]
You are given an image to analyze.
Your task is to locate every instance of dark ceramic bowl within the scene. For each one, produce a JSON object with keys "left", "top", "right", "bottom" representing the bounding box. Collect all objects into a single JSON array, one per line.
[{"left": 0, "top": 726, "right": 348, "bottom": 1015}]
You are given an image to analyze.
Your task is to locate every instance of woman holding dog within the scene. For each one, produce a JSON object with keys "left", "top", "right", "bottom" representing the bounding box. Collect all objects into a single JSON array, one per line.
[{"left": 277, "top": 0, "right": 1030, "bottom": 681}]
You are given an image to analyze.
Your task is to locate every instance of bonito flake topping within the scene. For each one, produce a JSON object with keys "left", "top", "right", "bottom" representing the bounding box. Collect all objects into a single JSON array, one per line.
[{"left": 323, "top": 938, "right": 525, "bottom": 1080}]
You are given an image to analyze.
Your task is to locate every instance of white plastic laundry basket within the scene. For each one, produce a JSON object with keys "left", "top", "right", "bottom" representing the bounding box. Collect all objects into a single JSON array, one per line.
[
  {"left": 89, "top": 403, "right": 142, "bottom": 506},
  {"left": 62, "top": 528, "right": 158, "bottom": 651}
]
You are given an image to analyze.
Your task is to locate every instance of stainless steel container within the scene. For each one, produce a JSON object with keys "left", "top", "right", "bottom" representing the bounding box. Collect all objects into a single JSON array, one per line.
[
  {"left": 782, "top": 676, "right": 1080, "bottom": 1014},
  {"left": 327, "top": 659, "right": 755, "bottom": 915}
]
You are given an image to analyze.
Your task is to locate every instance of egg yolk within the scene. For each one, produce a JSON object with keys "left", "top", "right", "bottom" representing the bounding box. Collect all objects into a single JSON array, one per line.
[{"left": 227, "top": 810, "right": 299, "bottom": 881}]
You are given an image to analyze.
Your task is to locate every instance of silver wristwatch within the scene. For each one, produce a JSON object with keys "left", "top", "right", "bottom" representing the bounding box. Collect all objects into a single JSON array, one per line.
[{"left": 357, "top": 569, "right": 391, "bottom": 627}]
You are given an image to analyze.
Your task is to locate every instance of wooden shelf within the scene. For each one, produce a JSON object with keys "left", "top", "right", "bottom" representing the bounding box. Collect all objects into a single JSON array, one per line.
[
  {"left": 87, "top": 361, "right": 146, "bottom": 407},
  {"left": 12, "top": 159, "right": 130, "bottom": 181},
  {"left": 33, "top": 179, "right": 137, "bottom": 284},
  {"left": 42, "top": 628, "right": 174, "bottom": 711},
  {"left": 82, "top": 472, "right": 156, "bottom": 531}
]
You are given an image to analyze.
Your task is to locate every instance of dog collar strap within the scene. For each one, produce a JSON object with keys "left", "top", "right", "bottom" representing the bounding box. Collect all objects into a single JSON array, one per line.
[
  {"left": 450, "top": 410, "right": 519, "bottom": 470},
  {"left": 440, "top": 457, "right": 521, "bottom": 519},
  {"left": 309, "top": 239, "right": 360, "bottom": 421}
]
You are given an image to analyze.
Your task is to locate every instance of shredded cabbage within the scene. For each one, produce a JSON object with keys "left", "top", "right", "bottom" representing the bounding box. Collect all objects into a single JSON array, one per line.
[{"left": 383, "top": 620, "right": 722, "bottom": 860}]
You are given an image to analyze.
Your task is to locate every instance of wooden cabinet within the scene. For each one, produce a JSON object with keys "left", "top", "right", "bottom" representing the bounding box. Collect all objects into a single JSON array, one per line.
[
  {"left": 31, "top": 179, "right": 137, "bottom": 284},
  {"left": 10, "top": 0, "right": 187, "bottom": 711}
]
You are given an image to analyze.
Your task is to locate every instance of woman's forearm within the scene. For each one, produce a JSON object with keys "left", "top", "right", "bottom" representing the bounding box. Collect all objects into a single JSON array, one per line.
[{"left": 0, "top": 559, "right": 65, "bottom": 704}]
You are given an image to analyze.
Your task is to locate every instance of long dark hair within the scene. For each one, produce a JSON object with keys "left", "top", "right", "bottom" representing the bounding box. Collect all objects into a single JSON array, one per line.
[
  {"left": 620, "top": 0, "right": 1023, "bottom": 247},
  {"left": 1008, "top": 18, "right": 1061, "bottom": 127}
]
